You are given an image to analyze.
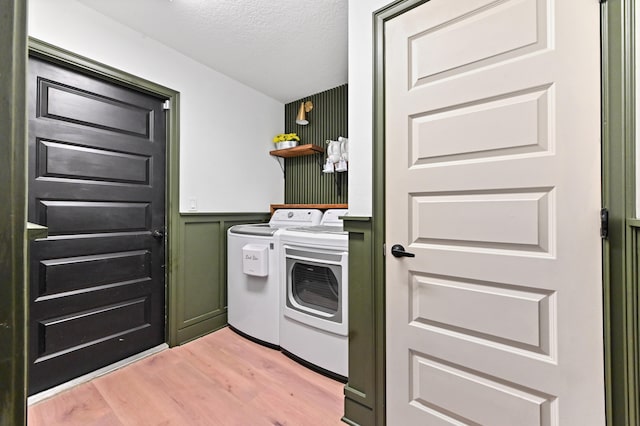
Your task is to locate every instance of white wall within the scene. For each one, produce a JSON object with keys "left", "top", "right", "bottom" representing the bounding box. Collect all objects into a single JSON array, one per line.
[
  {"left": 347, "top": 0, "right": 391, "bottom": 217},
  {"left": 28, "top": 0, "right": 284, "bottom": 213}
]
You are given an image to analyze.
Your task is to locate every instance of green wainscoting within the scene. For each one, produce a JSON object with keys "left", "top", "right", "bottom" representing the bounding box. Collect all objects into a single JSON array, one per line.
[
  {"left": 170, "top": 213, "right": 270, "bottom": 345},
  {"left": 342, "top": 217, "right": 384, "bottom": 426},
  {"left": 284, "top": 85, "right": 348, "bottom": 204},
  {"left": 0, "top": 0, "right": 27, "bottom": 424}
]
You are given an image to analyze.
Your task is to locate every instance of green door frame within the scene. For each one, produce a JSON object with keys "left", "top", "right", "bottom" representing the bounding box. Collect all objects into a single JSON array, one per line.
[
  {"left": 602, "top": 0, "right": 640, "bottom": 424},
  {"left": 2, "top": 1, "right": 636, "bottom": 424},
  {"left": 0, "top": 0, "right": 28, "bottom": 424},
  {"left": 26, "top": 38, "right": 182, "bottom": 348},
  {"left": 0, "top": 29, "right": 182, "bottom": 421},
  {"left": 371, "top": 0, "right": 637, "bottom": 424}
]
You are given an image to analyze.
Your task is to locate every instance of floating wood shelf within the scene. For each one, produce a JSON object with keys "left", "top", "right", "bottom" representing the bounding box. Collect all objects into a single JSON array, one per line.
[
  {"left": 270, "top": 203, "right": 348, "bottom": 215},
  {"left": 270, "top": 144, "right": 324, "bottom": 158}
]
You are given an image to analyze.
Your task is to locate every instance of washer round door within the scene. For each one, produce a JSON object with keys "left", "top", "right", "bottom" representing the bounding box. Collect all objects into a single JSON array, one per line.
[{"left": 283, "top": 245, "right": 348, "bottom": 336}]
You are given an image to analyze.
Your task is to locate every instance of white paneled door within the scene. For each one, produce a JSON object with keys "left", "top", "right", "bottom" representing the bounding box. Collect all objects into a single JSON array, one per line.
[{"left": 384, "top": 0, "right": 604, "bottom": 424}]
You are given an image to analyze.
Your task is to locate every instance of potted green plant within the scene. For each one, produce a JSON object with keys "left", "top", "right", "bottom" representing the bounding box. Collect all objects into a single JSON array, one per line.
[{"left": 273, "top": 133, "right": 300, "bottom": 150}]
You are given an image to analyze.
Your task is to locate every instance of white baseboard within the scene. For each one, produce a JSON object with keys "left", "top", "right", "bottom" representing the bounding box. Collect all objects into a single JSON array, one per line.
[{"left": 28, "top": 343, "right": 169, "bottom": 405}]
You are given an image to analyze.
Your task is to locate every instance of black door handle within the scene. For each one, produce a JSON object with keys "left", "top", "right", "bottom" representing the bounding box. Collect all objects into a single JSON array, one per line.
[
  {"left": 391, "top": 244, "right": 415, "bottom": 258},
  {"left": 151, "top": 229, "right": 165, "bottom": 240}
]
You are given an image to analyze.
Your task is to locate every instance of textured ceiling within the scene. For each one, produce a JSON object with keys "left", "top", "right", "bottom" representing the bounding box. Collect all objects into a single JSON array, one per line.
[{"left": 75, "top": 0, "right": 348, "bottom": 103}]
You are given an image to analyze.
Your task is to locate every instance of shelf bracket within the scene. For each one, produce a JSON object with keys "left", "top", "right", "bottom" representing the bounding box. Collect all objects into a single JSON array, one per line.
[{"left": 272, "top": 156, "right": 285, "bottom": 178}]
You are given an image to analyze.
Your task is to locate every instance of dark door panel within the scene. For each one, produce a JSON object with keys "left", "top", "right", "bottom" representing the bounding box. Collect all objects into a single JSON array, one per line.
[
  {"left": 31, "top": 119, "right": 156, "bottom": 155},
  {"left": 29, "top": 181, "right": 153, "bottom": 206},
  {"left": 39, "top": 81, "right": 152, "bottom": 137},
  {"left": 36, "top": 139, "right": 151, "bottom": 184},
  {"left": 36, "top": 250, "right": 151, "bottom": 296},
  {"left": 37, "top": 200, "right": 151, "bottom": 235},
  {"left": 28, "top": 56, "right": 166, "bottom": 395},
  {"left": 30, "top": 281, "right": 159, "bottom": 353}
]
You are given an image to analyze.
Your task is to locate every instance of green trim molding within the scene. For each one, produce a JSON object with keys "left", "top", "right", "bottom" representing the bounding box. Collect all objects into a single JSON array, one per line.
[
  {"left": 26, "top": 39, "right": 183, "bottom": 348},
  {"left": 23, "top": 38, "right": 270, "bottom": 373},
  {"left": 602, "top": 0, "right": 639, "bottom": 424},
  {"left": 173, "top": 213, "right": 269, "bottom": 345},
  {"left": 26, "top": 223, "right": 48, "bottom": 241},
  {"left": 366, "top": 0, "right": 636, "bottom": 425},
  {"left": 347, "top": 2, "right": 433, "bottom": 425},
  {"left": 0, "top": 0, "right": 28, "bottom": 424},
  {"left": 24, "top": 41, "right": 272, "bottom": 348}
]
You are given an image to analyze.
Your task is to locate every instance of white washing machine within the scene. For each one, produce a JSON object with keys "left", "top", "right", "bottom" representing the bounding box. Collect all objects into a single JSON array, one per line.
[
  {"left": 278, "top": 209, "right": 349, "bottom": 381},
  {"left": 227, "top": 209, "right": 322, "bottom": 347}
]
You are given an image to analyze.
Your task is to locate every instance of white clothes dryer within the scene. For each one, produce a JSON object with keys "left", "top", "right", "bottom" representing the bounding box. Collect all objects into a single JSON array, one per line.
[
  {"left": 278, "top": 209, "right": 349, "bottom": 381},
  {"left": 227, "top": 209, "right": 322, "bottom": 347}
]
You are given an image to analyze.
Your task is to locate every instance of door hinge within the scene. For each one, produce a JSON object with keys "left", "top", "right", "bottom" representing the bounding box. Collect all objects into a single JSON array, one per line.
[
  {"left": 601, "top": 208, "right": 609, "bottom": 239},
  {"left": 162, "top": 100, "right": 171, "bottom": 110},
  {"left": 383, "top": 243, "right": 386, "bottom": 257}
]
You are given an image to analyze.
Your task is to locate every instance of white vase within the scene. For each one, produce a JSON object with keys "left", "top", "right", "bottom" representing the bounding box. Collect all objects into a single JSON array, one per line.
[{"left": 275, "top": 140, "right": 298, "bottom": 149}]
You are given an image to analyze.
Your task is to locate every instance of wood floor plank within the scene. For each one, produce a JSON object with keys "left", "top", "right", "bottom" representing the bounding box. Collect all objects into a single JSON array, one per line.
[
  {"left": 180, "top": 340, "right": 341, "bottom": 425},
  {"left": 203, "top": 329, "right": 344, "bottom": 414},
  {"left": 27, "top": 382, "right": 123, "bottom": 426},
  {"left": 204, "top": 329, "right": 341, "bottom": 396},
  {"left": 93, "top": 366, "right": 189, "bottom": 426},
  {"left": 28, "top": 326, "right": 345, "bottom": 426},
  {"left": 178, "top": 329, "right": 343, "bottom": 425},
  {"left": 135, "top": 357, "right": 271, "bottom": 426}
]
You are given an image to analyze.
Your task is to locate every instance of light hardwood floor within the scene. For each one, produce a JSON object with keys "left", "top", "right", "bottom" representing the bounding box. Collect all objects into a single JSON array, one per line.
[{"left": 28, "top": 327, "right": 346, "bottom": 426}]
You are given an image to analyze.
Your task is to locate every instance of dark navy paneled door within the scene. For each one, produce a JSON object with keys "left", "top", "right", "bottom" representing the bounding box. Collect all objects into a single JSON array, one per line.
[{"left": 27, "top": 56, "right": 166, "bottom": 395}]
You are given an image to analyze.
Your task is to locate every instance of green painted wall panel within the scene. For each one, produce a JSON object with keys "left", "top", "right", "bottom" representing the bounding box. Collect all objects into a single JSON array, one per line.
[
  {"left": 343, "top": 397, "right": 374, "bottom": 426},
  {"left": 344, "top": 226, "right": 374, "bottom": 404},
  {"left": 284, "top": 84, "right": 348, "bottom": 204},
  {"left": 173, "top": 213, "right": 269, "bottom": 345},
  {"left": 176, "top": 315, "right": 228, "bottom": 345},
  {"left": 342, "top": 217, "right": 381, "bottom": 426},
  {"left": 183, "top": 222, "right": 221, "bottom": 321}
]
